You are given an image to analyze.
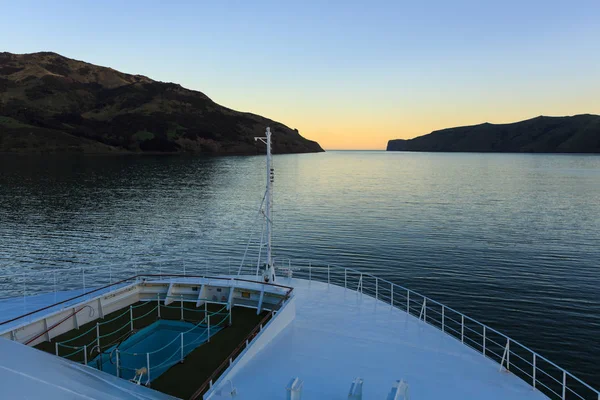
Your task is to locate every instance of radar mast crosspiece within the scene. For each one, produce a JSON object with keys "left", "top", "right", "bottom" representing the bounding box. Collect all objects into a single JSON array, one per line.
[{"left": 254, "top": 127, "right": 275, "bottom": 283}]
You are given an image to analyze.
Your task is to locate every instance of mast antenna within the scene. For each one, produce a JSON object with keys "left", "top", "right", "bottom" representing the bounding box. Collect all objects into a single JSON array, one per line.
[{"left": 254, "top": 127, "right": 275, "bottom": 282}]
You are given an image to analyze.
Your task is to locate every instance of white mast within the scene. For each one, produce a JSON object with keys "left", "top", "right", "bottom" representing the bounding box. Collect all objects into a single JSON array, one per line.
[{"left": 255, "top": 127, "right": 275, "bottom": 282}]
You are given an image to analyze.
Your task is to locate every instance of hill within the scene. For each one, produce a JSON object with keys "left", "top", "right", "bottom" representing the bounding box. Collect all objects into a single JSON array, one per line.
[
  {"left": 387, "top": 115, "right": 600, "bottom": 153},
  {"left": 0, "top": 52, "right": 323, "bottom": 154}
]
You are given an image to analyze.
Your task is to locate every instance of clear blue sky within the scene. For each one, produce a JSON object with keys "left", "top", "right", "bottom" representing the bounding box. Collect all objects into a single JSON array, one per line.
[{"left": 1, "top": 0, "right": 599, "bottom": 149}]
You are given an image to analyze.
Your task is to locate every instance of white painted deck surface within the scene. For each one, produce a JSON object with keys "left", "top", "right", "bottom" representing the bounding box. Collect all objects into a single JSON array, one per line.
[{"left": 217, "top": 277, "right": 548, "bottom": 400}]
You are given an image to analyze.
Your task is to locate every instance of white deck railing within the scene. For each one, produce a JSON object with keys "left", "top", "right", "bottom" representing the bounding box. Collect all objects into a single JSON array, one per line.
[
  {"left": 1, "top": 258, "right": 598, "bottom": 400},
  {"left": 0, "top": 258, "right": 247, "bottom": 327},
  {"left": 274, "top": 260, "right": 600, "bottom": 400}
]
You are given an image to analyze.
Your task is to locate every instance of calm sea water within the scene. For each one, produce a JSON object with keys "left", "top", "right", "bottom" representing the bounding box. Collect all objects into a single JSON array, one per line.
[{"left": 1, "top": 151, "right": 599, "bottom": 384}]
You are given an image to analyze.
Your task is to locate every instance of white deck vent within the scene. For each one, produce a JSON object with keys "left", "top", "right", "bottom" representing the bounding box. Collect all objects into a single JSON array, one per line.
[
  {"left": 286, "top": 377, "right": 304, "bottom": 400},
  {"left": 348, "top": 377, "right": 363, "bottom": 399},
  {"left": 386, "top": 380, "right": 409, "bottom": 400}
]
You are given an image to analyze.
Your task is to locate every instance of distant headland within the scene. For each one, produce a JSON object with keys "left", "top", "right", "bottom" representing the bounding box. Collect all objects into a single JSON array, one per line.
[
  {"left": 0, "top": 52, "right": 324, "bottom": 154},
  {"left": 387, "top": 114, "right": 600, "bottom": 153}
]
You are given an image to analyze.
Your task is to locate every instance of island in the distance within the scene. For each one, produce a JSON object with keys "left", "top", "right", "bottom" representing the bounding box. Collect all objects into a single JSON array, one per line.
[
  {"left": 0, "top": 52, "right": 323, "bottom": 154},
  {"left": 387, "top": 114, "right": 600, "bottom": 153}
]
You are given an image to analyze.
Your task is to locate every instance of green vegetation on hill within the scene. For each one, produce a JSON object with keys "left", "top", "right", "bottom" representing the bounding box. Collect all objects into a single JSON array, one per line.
[{"left": 0, "top": 52, "right": 324, "bottom": 154}]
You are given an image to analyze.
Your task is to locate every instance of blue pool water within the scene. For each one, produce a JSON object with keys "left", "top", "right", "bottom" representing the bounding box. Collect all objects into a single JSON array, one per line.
[{"left": 91, "top": 319, "right": 219, "bottom": 381}]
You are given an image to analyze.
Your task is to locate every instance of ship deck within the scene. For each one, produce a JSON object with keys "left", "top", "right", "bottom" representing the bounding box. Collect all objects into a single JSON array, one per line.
[
  {"left": 0, "top": 274, "right": 565, "bottom": 399},
  {"left": 212, "top": 277, "right": 548, "bottom": 399}
]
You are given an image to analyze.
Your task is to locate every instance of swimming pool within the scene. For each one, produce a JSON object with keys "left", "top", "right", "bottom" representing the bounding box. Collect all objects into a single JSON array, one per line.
[{"left": 90, "top": 319, "right": 221, "bottom": 382}]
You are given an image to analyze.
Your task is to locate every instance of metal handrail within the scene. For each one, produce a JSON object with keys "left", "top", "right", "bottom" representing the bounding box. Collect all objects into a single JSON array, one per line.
[
  {"left": 0, "top": 273, "right": 293, "bottom": 327},
  {"left": 276, "top": 260, "right": 600, "bottom": 400},
  {"left": 24, "top": 304, "right": 93, "bottom": 345},
  {"left": 0, "top": 258, "right": 183, "bottom": 278},
  {"left": 0, "top": 276, "right": 136, "bottom": 326},
  {"left": 0, "top": 256, "right": 254, "bottom": 280},
  {"left": 0, "top": 256, "right": 278, "bottom": 307}
]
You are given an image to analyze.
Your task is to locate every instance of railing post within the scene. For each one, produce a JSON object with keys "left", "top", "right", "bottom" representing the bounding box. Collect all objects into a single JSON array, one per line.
[
  {"left": 109, "top": 266, "right": 112, "bottom": 284},
  {"left": 419, "top": 298, "right": 426, "bottom": 321},
  {"left": 562, "top": 371, "right": 566, "bottom": 400},
  {"left": 116, "top": 350, "right": 120, "bottom": 378},
  {"left": 391, "top": 284, "right": 394, "bottom": 308},
  {"left": 344, "top": 269, "right": 347, "bottom": 289},
  {"left": 96, "top": 322, "right": 100, "bottom": 349},
  {"left": 327, "top": 264, "right": 330, "bottom": 285},
  {"left": 146, "top": 352, "right": 150, "bottom": 383},
  {"left": 228, "top": 257, "right": 231, "bottom": 275},
  {"left": 55, "top": 342, "right": 59, "bottom": 356},
  {"left": 229, "top": 310, "right": 232, "bottom": 325},
  {"left": 461, "top": 315, "right": 464, "bottom": 343},
  {"left": 406, "top": 290, "right": 410, "bottom": 314},
  {"left": 507, "top": 339, "right": 510, "bottom": 370},
  {"left": 180, "top": 332, "right": 184, "bottom": 362},
  {"left": 483, "top": 326, "right": 486, "bottom": 356},
  {"left": 204, "top": 301, "right": 208, "bottom": 319},
  {"left": 180, "top": 295, "right": 184, "bottom": 320},
  {"left": 53, "top": 270, "right": 57, "bottom": 303},
  {"left": 207, "top": 315, "right": 211, "bottom": 342},
  {"left": 500, "top": 338, "right": 510, "bottom": 372},
  {"left": 309, "top": 261, "right": 312, "bottom": 281},
  {"left": 83, "top": 344, "right": 87, "bottom": 365},
  {"left": 130, "top": 305, "right": 134, "bottom": 331},
  {"left": 183, "top": 261, "right": 186, "bottom": 277},
  {"left": 157, "top": 293, "right": 161, "bottom": 318},
  {"left": 82, "top": 268, "right": 86, "bottom": 294},
  {"left": 533, "top": 353, "right": 536, "bottom": 389},
  {"left": 22, "top": 274, "right": 26, "bottom": 315},
  {"left": 442, "top": 305, "right": 445, "bottom": 332},
  {"left": 359, "top": 274, "right": 363, "bottom": 294},
  {"left": 375, "top": 278, "right": 378, "bottom": 300}
]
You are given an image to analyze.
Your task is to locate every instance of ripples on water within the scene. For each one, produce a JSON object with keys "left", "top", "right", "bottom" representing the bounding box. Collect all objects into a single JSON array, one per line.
[{"left": 0, "top": 151, "right": 599, "bottom": 384}]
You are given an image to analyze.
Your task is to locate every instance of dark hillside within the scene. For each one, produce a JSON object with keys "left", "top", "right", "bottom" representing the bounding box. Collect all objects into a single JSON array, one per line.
[
  {"left": 387, "top": 115, "right": 600, "bottom": 153},
  {"left": 0, "top": 52, "right": 323, "bottom": 154}
]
